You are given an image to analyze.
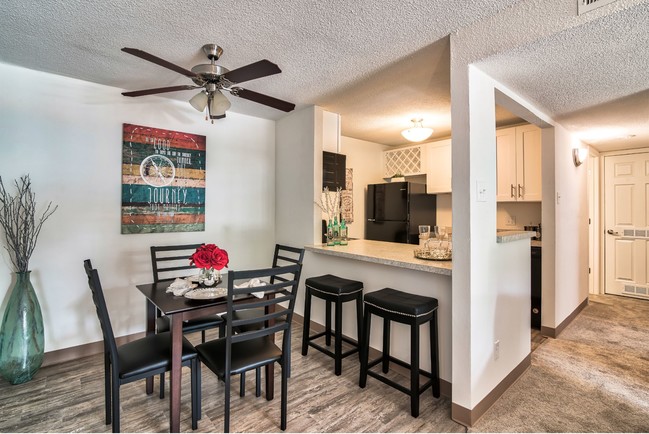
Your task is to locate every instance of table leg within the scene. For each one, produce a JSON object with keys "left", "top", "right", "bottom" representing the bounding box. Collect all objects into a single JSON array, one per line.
[
  {"left": 170, "top": 314, "right": 182, "bottom": 432},
  {"left": 265, "top": 293, "right": 275, "bottom": 400},
  {"left": 145, "top": 300, "right": 156, "bottom": 395},
  {"left": 265, "top": 364, "right": 275, "bottom": 400}
]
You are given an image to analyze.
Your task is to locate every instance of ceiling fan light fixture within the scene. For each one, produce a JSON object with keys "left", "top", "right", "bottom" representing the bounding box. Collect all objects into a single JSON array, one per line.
[
  {"left": 209, "top": 90, "right": 231, "bottom": 116},
  {"left": 189, "top": 91, "right": 208, "bottom": 112},
  {"left": 401, "top": 118, "right": 433, "bottom": 142}
]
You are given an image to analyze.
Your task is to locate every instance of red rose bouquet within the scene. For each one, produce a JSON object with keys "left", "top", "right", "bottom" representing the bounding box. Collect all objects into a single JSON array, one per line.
[
  {"left": 189, "top": 244, "right": 229, "bottom": 270},
  {"left": 189, "top": 244, "right": 229, "bottom": 286}
]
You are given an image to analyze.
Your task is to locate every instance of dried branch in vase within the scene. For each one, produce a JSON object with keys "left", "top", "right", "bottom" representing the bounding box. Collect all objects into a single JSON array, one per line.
[
  {"left": 0, "top": 175, "right": 58, "bottom": 273},
  {"left": 315, "top": 187, "right": 342, "bottom": 222}
]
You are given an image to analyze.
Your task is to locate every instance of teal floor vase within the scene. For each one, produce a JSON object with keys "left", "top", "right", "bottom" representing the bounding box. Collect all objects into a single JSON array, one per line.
[{"left": 0, "top": 271, "right": 44, "bottom": 384}]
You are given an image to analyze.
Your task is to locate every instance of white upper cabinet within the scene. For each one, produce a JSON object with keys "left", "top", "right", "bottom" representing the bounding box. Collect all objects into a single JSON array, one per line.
[
  {"left": 496, "top": 124, "right": 542, "bottom": 202},
  {"left": 426, "top": 139, "right": 452, "bottom": 194}
]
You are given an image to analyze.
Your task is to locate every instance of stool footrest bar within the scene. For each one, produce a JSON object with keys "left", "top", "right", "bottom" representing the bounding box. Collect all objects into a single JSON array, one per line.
[{"left": 309, "top": 342, "right": 359, "bottom": 360}]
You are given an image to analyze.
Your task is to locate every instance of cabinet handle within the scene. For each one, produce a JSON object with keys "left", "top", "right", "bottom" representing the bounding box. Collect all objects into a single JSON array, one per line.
[
  {"left": 510, "top": 184, "right": 515, "bottom": 198},
  {"left": 518, "top": 184, "right": 524, "bottom": 198}
]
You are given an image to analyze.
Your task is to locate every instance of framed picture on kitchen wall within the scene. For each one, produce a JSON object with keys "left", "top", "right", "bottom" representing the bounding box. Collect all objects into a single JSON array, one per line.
[{"left": 121, "top": 123, "right": 206, "bottom": 234}]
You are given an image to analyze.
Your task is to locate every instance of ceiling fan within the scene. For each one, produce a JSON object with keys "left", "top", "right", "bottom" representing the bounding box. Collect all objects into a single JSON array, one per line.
[{"left": 121, "top": 44, "right": 295, "bottom": 122}]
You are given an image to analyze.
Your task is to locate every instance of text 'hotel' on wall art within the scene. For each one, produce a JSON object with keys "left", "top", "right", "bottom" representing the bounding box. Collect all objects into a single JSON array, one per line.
[{"left": 121, "top": 123, "right": 206, "bottom": 234}]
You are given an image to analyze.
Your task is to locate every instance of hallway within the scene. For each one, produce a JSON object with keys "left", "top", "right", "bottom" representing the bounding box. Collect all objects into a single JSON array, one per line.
[{"left": 470, "top": 294, "right": 649, "bottom": 432}]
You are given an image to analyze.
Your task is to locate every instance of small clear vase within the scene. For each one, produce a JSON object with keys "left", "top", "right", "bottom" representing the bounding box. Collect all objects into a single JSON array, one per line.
[
  {"left": 200, "top": 268, "right": 222, "bottom": 287},
  {"left": 0, "top": 271, "right": 44, "bottom": 385}
]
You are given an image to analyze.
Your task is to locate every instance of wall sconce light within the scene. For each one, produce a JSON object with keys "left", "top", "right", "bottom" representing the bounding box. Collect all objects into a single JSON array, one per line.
[
  {"left": 572, "top": 147, "right": 588, "bottom": 167},
  {"left": 401, "top": 118, "right": 433, "bottom": 142}
]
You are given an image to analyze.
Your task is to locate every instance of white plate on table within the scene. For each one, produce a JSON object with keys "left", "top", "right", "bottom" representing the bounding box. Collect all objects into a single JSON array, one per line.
[{"left": 184, "top": 287, "right": 227, "bottom": 300}]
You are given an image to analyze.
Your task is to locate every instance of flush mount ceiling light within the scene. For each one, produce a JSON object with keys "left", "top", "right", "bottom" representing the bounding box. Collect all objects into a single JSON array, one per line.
[
  {"left": 401, "top": 118, "right": 433, "bottom": 142},
  {"left": 121, "top": 44, "right": 295, "bottom": 123}
]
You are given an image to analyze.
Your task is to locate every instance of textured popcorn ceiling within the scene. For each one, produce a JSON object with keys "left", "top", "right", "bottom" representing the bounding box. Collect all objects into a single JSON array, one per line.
[{"left": 0, "top": 0, "right": 647, "bottom": 149}]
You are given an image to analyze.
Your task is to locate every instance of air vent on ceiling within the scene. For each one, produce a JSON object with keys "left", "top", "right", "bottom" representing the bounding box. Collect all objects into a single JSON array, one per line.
[{"left": 578, "top": 0, "right": 618, "bottom": 15}]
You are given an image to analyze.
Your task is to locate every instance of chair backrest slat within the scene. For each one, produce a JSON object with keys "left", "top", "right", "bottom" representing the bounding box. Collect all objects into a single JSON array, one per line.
[
  {"left": 225, "top": 263, "right": 302, "bottom": 347},
  {"left": 151, "top": 243, "right": 203, "bottom": 283},
  {"left": 271, "top": 245, "right": 305, "bottom": 284},
  {"left": 232, "top": 308, "right": 290, "bottom": 330},
  {"left": 230, "top": 322, "right": 290, "bottom": 344},
  {"left": 84, "top": 259, "right": 119, "bottom": 371}
]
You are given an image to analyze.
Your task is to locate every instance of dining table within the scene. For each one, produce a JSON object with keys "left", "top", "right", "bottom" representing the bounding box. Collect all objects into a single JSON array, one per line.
[{"left": 136, "top": 275, "right": 275, "bottom": 433}]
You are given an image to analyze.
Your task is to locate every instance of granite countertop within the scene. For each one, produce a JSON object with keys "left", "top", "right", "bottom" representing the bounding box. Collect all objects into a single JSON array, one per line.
[
  {"left": 305, "top": 239, "right": 452, "bottom": 276},
  {"left": 496, "top": 230, "right": 536, "bottom": 243}
]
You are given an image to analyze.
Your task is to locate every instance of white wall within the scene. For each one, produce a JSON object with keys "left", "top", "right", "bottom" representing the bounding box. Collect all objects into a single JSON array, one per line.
[
  {"left": 275, "top": 106, "right": 318, "bottom": 248},
  {"left": 450, "top": 65, "right": 534, "bottom": 410},
  {"left": 450, "top": 58, "right": 589, "bottom": 413},
  {"left": 339, "top": 136, "right": 387, "bottom": 239},
  {"left": 0, "top": 63, "right": 277, "bottom": 352},
  {"left": 496, "top": 202, "right": 542, "bottom": 230},
  {"left": 550, "top": 124, "right": 589, "bottom": 326},
  {"left": 436, "top": 194, "right": 453, "bottom": 227}
]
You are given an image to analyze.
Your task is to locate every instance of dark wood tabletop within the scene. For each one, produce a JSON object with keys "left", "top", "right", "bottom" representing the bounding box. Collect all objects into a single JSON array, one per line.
[{"left": 136, "top": 277, "right": 230, "bottom": 315}]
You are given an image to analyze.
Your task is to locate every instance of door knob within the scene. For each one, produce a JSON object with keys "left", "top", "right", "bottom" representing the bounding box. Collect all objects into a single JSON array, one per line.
[{"left": 606, "top": 229, "right": 619, "bottom": 236}]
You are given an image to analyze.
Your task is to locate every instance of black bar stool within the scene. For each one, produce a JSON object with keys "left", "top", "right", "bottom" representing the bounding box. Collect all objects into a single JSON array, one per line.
[
  {"left": 359, "top": 287, "right": 440, "bottom": 417},
  {"left": 301, "top": 274, "right": 363, "bottom": 375}
]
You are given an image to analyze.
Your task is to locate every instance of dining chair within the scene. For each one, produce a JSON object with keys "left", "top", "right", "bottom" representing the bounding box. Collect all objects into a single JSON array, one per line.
[
  {"left": 151, "top": 244, "right": 225, "bottom": 343},
  {"left": 233, "top": 244, "right": 305, "bottom": 396},
  {"left": 195, "top": 262, "right": 303, "bottom": 432},
  {"left": 84, "top": 259, "right": 200, "bottom": 433}
]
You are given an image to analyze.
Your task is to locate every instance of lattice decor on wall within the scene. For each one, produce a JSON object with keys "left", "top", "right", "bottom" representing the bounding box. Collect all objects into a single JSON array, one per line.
[{"left": 383, "top": 146, "right": 423, "bottom": 177}]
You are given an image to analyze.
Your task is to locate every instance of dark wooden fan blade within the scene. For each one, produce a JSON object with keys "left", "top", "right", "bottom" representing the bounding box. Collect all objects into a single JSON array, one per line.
[
  {"left": 222, "top": 60, "right": 281, "bottom": 84},
  {"left": 234, "top": 88, "right": 295, "bottom": 112},
  {"left": 121, "top": 47, "right": 198, "bottom": 78},
  {"left": 122, "top": 85, "right": 200, "bottom": 97},
  {"left": 210, "top": 114, "right": 226, "bottom": 120}
]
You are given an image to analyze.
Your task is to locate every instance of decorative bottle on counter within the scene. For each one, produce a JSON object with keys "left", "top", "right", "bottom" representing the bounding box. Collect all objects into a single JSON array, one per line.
[
  {"left": 340, "top": 219, "right": 348, "bottom": 245},
  {"left": 333, "top": 217, "right": 340, "bottom": 245},
  {"left": 326, "top": 220, "right": 335, "bottom": 246}
]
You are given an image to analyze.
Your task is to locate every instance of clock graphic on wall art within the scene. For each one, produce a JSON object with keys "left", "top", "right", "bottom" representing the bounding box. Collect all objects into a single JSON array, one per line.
[{"left": 140, "top": 154, "right": 176, "bottom": 187}]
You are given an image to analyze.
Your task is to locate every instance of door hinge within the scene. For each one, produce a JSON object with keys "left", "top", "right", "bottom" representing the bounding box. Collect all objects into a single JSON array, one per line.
[
  {"left": 589, "top": 218, "right": 591, "bottom": 224},
  {"left": 589, "top": 267, "right": 591, "bottom": 274}
]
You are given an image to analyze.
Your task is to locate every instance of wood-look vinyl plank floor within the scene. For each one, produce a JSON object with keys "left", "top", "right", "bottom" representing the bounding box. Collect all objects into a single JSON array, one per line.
[{"left": 0, "top": 322, "right": 465, "bottom": 433}]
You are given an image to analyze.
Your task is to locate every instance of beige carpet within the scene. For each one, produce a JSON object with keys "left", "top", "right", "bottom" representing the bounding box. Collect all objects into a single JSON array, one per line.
[{"left": 470, "top": 294, "right": 649, "bottom": 433}]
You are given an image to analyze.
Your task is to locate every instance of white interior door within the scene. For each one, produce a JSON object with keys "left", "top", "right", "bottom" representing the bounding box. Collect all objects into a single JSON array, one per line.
[{"left": 604, "top": 152, "right": 649, "bottom": 298}]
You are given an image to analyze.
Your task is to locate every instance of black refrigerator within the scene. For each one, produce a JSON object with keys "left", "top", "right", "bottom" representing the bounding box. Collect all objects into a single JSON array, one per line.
[{"left": 365, "top": 182, "right": 436, "bottom": 244}]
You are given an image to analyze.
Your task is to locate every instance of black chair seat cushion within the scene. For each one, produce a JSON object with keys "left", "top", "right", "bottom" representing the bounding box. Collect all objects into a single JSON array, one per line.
[
  {"left": 157, "top": 314, "right": 224, "bottom": 334},
  {"left": 305, "top": 274, "right": 363, "bottom": 296},
  {"left": 196, "top": 336, "right": 282, "bottom": 377},
  {"left": 364, "top": 288, "right": 438, "bottom": 318},
  {"left": 117, "top": 332, "right": 197, "bottom": 380}
]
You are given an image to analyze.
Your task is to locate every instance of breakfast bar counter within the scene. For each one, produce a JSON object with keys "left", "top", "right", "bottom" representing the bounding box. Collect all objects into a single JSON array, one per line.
[
  {"left": 305, "top": 239, "right": 452, "bottom": 275},
  {"left": 300, "top": 239, "right": 452, "bottom": 393}
]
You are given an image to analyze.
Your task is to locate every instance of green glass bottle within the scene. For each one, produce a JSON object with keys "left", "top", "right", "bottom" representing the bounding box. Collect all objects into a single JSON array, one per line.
[
  {"left": 333, "top": 217, "right": 340, "bottom": 245},
  {"left": 340, "top": 219, "right": 348, "bottom": 245},
  {"left": 326, "top": 219, "right": 335, "bottom": 246}
]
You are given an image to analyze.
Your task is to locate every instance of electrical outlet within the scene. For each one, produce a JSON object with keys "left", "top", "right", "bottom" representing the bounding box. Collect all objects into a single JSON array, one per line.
[
  {"left": 494, "top": 340, "right": 500, "bottom": 361},
  {"left": 506, "top": 215, "right": 516, "bottom": 226}
]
